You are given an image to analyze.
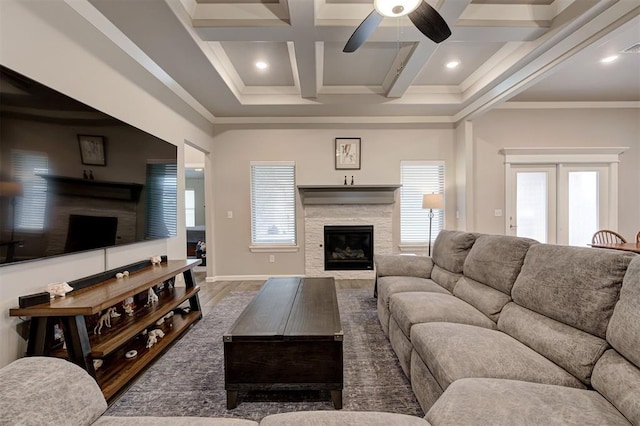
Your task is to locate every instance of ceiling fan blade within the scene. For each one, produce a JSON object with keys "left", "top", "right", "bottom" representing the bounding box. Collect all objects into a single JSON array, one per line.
[
  {"left": 343, "top": 10, "right": 384, "bottom": 53},
  {"left": 408, "top": 1, "right": 451, "bottom": 44}
]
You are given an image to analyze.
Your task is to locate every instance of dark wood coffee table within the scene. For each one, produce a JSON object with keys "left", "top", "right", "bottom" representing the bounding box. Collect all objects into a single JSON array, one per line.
[{"left": 223, "top": 276, "right": 343, "bottom": 409}]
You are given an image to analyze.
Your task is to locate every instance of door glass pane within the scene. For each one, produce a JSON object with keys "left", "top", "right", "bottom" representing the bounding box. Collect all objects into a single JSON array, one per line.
[
  {"left": 517, "top": 172, "right": 547, "bottom": 243},
  {"left": 568, "top": 171, "right": 598, "bottom": 246}
]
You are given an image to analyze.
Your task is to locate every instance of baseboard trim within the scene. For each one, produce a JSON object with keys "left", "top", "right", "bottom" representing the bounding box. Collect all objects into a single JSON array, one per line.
[{"left": 206, "top": 274, "right": 303, "bottom": 283}]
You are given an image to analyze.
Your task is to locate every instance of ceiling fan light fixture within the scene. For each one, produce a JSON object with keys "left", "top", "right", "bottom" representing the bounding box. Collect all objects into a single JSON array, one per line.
[{"left": 374, "top": 0, "right": 421, "bottom": 18}]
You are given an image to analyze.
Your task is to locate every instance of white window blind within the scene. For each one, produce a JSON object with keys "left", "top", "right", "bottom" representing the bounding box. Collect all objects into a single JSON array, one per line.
[
  {"left": 400, "top": 161, "right": 445, "bottom": 243},
  {"left": 12, "top": 150, "right": 48, "bottom": 231},
  {"left": 250, "top": 162, "right": 296, "bottom": 245},
  {"left": 146, "top": 161, "right": 177, "bottom": 239}
]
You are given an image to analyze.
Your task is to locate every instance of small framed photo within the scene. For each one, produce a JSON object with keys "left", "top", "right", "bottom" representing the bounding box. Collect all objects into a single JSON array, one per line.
[
  {"left": 78, "top": 135, "right": 106, "bottom": 166},
  {"left": 335, "top": 137, "right": 361, "bottom": 170}
]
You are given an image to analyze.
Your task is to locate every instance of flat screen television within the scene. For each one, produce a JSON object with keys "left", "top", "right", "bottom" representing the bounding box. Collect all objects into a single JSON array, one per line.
[{"left": 0, "top": 65, "right": 178, "bottom": 266}]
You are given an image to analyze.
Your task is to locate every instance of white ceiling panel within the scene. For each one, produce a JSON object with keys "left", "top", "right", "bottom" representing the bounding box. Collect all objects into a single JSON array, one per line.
[{"left": 221, "top": 41, "right": 294, "bottom": 86}]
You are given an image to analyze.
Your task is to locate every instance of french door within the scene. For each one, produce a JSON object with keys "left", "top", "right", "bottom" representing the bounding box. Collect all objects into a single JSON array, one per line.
[{"left": 507, "top": 164, "right": 611, "bottom": 246}]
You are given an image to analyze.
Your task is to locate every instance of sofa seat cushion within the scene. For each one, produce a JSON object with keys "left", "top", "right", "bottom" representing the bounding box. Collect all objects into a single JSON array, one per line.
[
  {"left": 95, "top": 417, "right": 259, "bottom": 425},
  {"left": 592, "top": 349, "right": 640, "bottom": 425},
  {"left": 390, "top": 292, "right": 496, "bottom": 337},
  {"left": 411, "top": 322, "right": 586, "bottom": 391},
  {"left": 378, "top": 276, "right": 449, "bottom": 309},
  {"left": 260, "top": 411, "right": 430, "bottom": 425},
  {"left": 0, "top": 357, "right": 107, "bottom": 426},
  {"left": 426, "top": 378, "right": 631, "bottom": 426}
]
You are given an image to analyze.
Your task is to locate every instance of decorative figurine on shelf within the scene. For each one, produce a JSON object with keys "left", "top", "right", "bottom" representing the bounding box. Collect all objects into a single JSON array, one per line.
[
  {"left": 145, "top": 288, "right": 159, "bottom": 306},
  {"left": 351, "top": 176, "right": 354, "bottom": 185},
  {"left": 93, "top": 359, "right": 103, "bottom": 370},
  {"left": 150, "top": 329, "right": 165, "bottom": 339},
  {"left": 344, "top": 176, "right": 347, "bottom": 185},
  {"left": 146, "top": 333, "right": 158, "bottom": 349},
  {"left": 94, "top": 308, "right": 116, "bottom": 335},
  {"left": 122, "top": 297, "right": 135, "bottom": 316},
  {"left": 163, "top": 311, "right": 174, "bottom": 320},
  {"left": 83, "top": 170, "right": 89, "bottom": 179},
  {"left": 156, "top": 317, "right": 165, "bottom": 326},
  {"left": 116, "top": 270, "right": 130, "bottom": 279},
  {"left": 110, "top": 307, "right": 121, "bottom": 318},
  {"left": 46, "top": 282, "right": 73, "bottom": 298},
  {"left": 150, "top": 255, "right": 162, "bottom": 265}
]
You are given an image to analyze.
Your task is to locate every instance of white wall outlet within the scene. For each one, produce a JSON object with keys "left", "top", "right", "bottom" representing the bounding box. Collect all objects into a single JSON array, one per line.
[
  {"left": 269, "top": 255, "right": 275, "bottom": 263},
  {"left": 227, "top": 211, "right": 233, "bottom": 219},
  {"left": 494, "top": 209, "right": 503, "bottom": 217}
]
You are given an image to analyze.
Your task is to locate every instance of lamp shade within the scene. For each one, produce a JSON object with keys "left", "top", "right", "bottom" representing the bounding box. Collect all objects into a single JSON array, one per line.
[{"left": 422, "top": 193, "right": 444, "bottom": 209}]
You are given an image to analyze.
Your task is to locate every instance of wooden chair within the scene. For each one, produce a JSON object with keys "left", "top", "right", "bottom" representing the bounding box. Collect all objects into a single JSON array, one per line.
[{"left": 592, "top": 230, "right": 627, "bottom": 245}]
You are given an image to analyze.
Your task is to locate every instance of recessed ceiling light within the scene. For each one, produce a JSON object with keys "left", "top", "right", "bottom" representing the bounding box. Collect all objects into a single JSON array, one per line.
[
  {"left": 255, "top": 61, "right": 268, "bottom": 70},
  {"left": 600, "top": 55, "right": 619, "bottom": 64},
  {"left": 445, "top": 61, "right": 460, "bottom": 69}
]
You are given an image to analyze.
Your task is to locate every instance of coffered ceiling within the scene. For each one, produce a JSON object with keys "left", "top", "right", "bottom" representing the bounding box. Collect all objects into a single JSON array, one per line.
[{"left": 80, "top": 0, "right": 639, "bottom": 124}]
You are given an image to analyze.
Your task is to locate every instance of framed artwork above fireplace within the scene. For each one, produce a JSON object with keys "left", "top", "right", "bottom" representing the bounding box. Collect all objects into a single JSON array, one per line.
[{"left": 335, "top": 138, "right": 361, "bottom": 170}]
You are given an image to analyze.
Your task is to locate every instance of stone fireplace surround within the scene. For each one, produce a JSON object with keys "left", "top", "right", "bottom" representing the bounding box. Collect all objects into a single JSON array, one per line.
[{"left": 299, "top": 184, "right": 400, "bottom": 279}]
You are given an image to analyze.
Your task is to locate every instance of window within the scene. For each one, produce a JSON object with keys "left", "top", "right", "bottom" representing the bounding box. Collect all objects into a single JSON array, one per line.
[
  {"left": 400, "top": 161, "right": 445, "bottom": 245},
  {"left": 250, "top": 162, "right": 297, "bottom": 248},
  {"left": 185, "top": 189, "right": 195, "bottom": 228},
  {"left": 145, "top": 161, "right": 177, "bottom": 239},
  {"left": 11, "top": 150, "right": 48, "bottom": 231}
]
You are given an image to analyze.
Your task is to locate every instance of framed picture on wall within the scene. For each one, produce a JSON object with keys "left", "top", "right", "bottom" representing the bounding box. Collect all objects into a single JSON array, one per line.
[
  {"left": 335, "top": 137, "right": 361, "bottom": 170},
  {"left": 78, "top": 135, "right": 106, "bottom": 166}
]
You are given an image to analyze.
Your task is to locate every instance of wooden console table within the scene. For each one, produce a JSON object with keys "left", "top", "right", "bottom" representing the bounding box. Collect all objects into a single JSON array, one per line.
[{"left": 9, "top": 259, "right": 202, "bottom": 400}]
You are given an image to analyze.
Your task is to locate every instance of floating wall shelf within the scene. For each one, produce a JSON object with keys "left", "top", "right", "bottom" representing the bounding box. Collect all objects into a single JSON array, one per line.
[{"left": 297, "top": 185, "right": 401, "bottom": 205}]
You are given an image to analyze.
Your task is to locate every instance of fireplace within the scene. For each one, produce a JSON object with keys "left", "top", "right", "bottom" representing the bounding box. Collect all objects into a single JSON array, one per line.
[{"left": 324, "top": 225, "right": 374, "bottom": 271}]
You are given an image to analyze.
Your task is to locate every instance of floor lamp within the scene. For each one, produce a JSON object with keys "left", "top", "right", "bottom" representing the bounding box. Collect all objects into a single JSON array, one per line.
[{"left": 422, "top": 193, "right": 444, "bottom": 257}]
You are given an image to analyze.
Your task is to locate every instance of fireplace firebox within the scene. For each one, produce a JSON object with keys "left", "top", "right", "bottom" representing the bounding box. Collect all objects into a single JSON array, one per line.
[{"left": 324, "top": 225, "right": 373, "bottom": 271}]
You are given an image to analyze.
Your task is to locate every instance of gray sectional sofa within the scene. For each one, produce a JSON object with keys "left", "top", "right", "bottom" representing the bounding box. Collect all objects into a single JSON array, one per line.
[
  {"left": 376, "top": 230, "right": 640, "bottom": 425},
  {"left": 0, "top": 356, "right": 429, "bottom": 426}
]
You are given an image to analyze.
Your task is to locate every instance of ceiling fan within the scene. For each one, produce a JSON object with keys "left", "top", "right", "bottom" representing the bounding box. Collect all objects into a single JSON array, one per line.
[{"left": 343, "top": 0, "right": 451, "bottom": 53}]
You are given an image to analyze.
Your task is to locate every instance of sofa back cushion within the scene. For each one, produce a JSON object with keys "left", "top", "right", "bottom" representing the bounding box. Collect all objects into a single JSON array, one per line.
[
  {"left": 452, "top": 235, "right": 536, "bottom": 321},
  {"left": 591, "top": 257, "right": 640, "bottom": 425},
  {"left": 431, "top": 265, "right": 462, "bottom": 293},
  {"left": 454, "top": 277, "right": 512, "bottom": 322},
  {"left": 511, "top": 244, "right": 634, "bottom": 338},
  {"left": 498, "top": 302, "right": 609, "bottom": 385},
  {"left": 606, "top": 255, "right": 640, "bottom": 366},
  {"left": 591, "top": 349, "right": 640, "bottom": 425},
  {"left": 462, "top": 235, "right": 536, "bottom": 294},
  {"left": 431, "top": 230, "right": 477, "bottom": 274}
]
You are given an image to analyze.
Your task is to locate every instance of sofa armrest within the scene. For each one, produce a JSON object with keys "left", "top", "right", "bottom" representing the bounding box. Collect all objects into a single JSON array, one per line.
[
  {"left": 0, "top": 356, "right": 107, "bottom": 425},
  {"left": 375, "top": 254, "right": 434, "bottom": 279}
]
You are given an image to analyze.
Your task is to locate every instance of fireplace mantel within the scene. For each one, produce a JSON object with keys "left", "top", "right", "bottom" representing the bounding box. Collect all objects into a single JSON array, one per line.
[{"left": 298, "top": 184, "right": 401, "bottom": 205}]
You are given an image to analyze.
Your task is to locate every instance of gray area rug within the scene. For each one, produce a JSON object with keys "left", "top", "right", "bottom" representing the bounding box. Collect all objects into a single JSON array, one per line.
[{"left": 105, "top": 288, "right": 423, "bottom": 422}]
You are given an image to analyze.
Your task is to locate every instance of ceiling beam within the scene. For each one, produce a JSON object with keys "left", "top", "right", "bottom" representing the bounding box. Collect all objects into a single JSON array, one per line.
[
  {"left": 384, "top": 0, "right": 471, "bottom": 98},
  {"left": 288, "top": 0, "right": 318, "bottom": 98}
]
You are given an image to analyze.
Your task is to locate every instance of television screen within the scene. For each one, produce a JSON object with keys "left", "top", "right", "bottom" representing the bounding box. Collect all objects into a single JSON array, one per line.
[{"left": 0, "top": 65, "right": 178, "bottom": 266}]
